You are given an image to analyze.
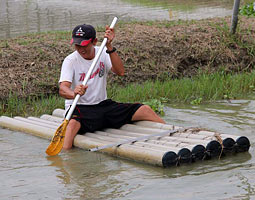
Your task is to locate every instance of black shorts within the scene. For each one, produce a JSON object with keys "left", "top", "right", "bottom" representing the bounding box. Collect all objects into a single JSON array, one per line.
[{"left": 67, "top": 99, "right": 143, "bottom": 134}]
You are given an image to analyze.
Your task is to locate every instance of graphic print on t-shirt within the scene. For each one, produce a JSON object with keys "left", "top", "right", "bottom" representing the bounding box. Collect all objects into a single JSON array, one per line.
[
  {"left": 99, "top": 62, "right": 105, "bottom": 77},
  {"left": 79, "top": 62, "right": 105, "bottom": 81}
]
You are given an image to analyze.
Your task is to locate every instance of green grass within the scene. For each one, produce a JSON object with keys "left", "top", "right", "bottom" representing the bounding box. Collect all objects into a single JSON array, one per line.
[
  {"left": 0, "top": 94, "right": 64, "bottom": 117},
  {"left": 1, "top": 71, "right": 255, "bottom": 118},
  {"left": 108, "top": 71, "right": 255, "bottom": 103}
]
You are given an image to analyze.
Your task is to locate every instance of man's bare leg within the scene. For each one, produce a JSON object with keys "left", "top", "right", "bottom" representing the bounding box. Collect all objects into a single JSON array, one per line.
[
  {"left": 131, "top": 105, "right": 165, "bottom": 124},
  {"left": 63, "top": 119, "right": 81, "bottom": 150}
]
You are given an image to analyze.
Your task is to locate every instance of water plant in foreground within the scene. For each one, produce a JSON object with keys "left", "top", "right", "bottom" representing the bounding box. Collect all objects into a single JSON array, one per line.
[
  {"left": 240, "top": 2, "right": 255, "bottom": 17},
  {"left": 142, "top": 99, "right": 165, "bottom": 115}
]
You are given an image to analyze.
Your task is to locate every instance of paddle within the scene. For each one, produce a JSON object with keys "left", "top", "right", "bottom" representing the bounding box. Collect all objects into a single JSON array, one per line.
[{"left": 46, "top": 17, "right": 118, "bottom": 156}]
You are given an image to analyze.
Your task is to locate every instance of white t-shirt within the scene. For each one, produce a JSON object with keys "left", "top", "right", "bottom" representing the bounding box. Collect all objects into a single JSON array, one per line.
[{"left": 59, "top": 46, "right": 112, "bottom": 110}]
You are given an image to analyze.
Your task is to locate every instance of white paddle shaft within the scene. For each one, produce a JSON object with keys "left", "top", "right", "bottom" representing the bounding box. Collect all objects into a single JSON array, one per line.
[{"left": 65, "top": 17, "right": 118, "bottom": 120}]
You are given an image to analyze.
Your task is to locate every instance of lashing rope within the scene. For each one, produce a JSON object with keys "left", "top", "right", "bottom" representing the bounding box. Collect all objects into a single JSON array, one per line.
[{"left": 214, "top": 133, "right": 224, "bottom": 159}]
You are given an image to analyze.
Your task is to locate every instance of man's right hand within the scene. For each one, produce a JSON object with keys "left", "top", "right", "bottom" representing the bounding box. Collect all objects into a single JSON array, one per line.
[
  {"left": 74, "top": 84, "right": 88, "bottom": 97},
  {"left": 59, "top": 82, "right": 88, "bottom": 99}
]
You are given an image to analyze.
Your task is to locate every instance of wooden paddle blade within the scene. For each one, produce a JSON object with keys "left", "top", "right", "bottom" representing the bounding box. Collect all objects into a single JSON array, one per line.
[{"left": 45, "top": 119, "right": 69, "bottom": 156}]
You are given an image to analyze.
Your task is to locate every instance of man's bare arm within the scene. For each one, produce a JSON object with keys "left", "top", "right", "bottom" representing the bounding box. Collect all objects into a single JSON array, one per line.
[{"left": 59, "top": 81, "right": 87, "bottom": 99}]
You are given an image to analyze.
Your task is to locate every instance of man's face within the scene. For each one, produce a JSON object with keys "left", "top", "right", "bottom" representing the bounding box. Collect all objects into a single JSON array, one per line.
[{"left": 75, "top": 42, "right": 94, "bottom": 60}]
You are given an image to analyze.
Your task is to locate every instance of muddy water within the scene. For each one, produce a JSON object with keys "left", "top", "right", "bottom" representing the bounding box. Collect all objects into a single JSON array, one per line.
[
  {"left": 1, "top": 99, "right": 255, "bottom": 199},
  {"left": 0, "top": 0, "right": 240, "bottom": 39}
]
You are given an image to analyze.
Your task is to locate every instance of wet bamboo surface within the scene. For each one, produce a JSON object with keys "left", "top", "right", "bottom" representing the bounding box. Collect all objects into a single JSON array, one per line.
[{"left": 0, "top": 109, "right": 250, "bottom": 167}]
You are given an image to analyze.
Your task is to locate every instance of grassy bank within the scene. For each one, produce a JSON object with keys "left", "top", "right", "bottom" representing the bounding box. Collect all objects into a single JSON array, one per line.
[
  {"left": 109, "top": 71, "right": 255, "bottom": 103},
  {"left": 1, "top": 71, "right": 255, "bottom": 117},
  {"left": 1, "top": 16, "right": 255, "bottom": 100},
  {"left": 1, "top": 16, "right": 255, "bottom": 117}
]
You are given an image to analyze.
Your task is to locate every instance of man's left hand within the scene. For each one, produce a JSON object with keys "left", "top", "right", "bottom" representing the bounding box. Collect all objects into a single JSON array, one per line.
[{"left": 105, "top": 25, "right": 115, "bottom": 47}]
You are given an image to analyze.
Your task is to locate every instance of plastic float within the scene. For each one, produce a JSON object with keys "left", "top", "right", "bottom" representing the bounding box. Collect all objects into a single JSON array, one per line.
[{"left": 0, "top": 108, "right": 250, "bottom": 167}]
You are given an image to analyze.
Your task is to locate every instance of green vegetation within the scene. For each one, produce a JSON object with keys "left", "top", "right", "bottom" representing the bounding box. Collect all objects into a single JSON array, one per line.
[
  {"left": 240, "top": 2, "right": 255, "bottom": 17},
  {"left": 2, "top": 71, "right": 255, "bottom": 117},
  {"left": 142, "top": 99, "right": 165, "bottom": 115},
  {"left": 108, "top": 71, "right": 255, "bottom": 104},
  {"left": 1, "top": 94, "right": 64, "bottom": 118},
  {"left": 1, "top": 17, "right": 255, "bottom": 118}
]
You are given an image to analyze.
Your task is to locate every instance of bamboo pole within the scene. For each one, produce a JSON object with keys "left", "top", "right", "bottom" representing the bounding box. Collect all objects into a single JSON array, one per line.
[
  {"left": 14, "top": 116, "right": 57, "bottom": 129},
  {"left": 74, "top": 135, "right": 179, "bottom": 167},
  {"left": 106, "top": 128, "right": 209, "bottom": 146},
  {"left": 40, "top": 114, "right": 63, "bottom": 123},
  {"left": 47, "top": 110, "right": 218, "bottom": 144},
  {"left": 104, "top": 128, "right": 221, "bottom": 158},
  {"left": 120, "top": 124, "right": 224, "bottom": 142},
  {"left": 49, "top": 109, "right": 249, "bottom": 151},
  {"left": 41, "top": 111, "right": 222, "bottom": 158},
  {"left": 9, "top": 114, "right": 210, "bottom": 153},
  {"left": 104, "top": 128, "right": 208, "bottom": 145},
  {"left": 105, "top": 128, "right": 220, "bottom": 159},
  {"left": 85, "top": 132, "right": 192, "bottom": 163},
  {"left": 94, "top": 130, "right": 205, "bottom": 160},
  {"left": 52, "top": 108, "right": 65, "bottom": 118},
  {"left": 100, "top": 129, "right": 203, "bottom": 152},
  {"left": 134, "top": 120, "right": 175, "bottom": 129},
  {"left": 0, "top": 116, "right": 54, "bottom": 140},
  {"left": 1, "top": 111, "right": 248, "bottom": 166},
  {"left": 135, "top": 121, "right": 239, "bottom": 140},
  {"left": 28, "top": 116, "right": 61, "bottom": 126},
  {"left": 193, "top": 130, "right": 250, "bottom": 152},
  {"left": 133, "top": 121, "right": 238, "bottom": 152},
  {"left": 86, "top": 132, "right": 179, "bottom": 151},
  {"left": 0, "top": 116, "right": 178, "bottom": 167},
  {"left": 49, "top": 109, "right": 225, "bottom": 156}
]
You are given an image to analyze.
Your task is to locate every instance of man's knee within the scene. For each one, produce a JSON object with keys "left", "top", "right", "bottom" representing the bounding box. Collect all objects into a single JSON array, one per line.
[
  {"left": 132, "top": 104, "right": 165, "bottom": 124},
  {"left": 138, "top": 105, "right": 154, "bottom": 114},
  {"left": 68, "top": 119, "right": 81, "bottom": 128},
  {"left": 133, "top": 105, "right": 155, "bottom": 119}
]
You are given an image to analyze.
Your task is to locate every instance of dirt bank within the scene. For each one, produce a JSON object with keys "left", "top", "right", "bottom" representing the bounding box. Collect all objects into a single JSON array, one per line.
[{"left": 0, "top": 16, "right": 254, "bottom": 100}]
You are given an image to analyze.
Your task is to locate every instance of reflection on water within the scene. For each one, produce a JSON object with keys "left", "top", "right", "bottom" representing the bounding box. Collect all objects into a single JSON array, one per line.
[
  {"left": 165, "top": 99, "right": 255, "bottom": 141},
  {"left": 0, "top": 99, "right": 255, "bottom": 199},
  {"left": 0, "top": 0, "right": 237, "bottom": 39}
]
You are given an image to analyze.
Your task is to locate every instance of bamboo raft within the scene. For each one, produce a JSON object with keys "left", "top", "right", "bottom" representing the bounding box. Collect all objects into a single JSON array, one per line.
[{"left": 0, "top": 108, "right": 250, "bottom": 167}]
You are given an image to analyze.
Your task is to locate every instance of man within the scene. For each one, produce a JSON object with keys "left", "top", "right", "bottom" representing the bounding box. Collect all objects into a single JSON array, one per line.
[{"left": 59, "top": 23, "right": 165, "bottom": 150}]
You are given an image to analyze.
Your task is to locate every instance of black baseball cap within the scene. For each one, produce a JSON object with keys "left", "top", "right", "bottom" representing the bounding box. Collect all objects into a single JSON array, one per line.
[{"left": 70, "top": 24, "right": 96, "bottom": 46}]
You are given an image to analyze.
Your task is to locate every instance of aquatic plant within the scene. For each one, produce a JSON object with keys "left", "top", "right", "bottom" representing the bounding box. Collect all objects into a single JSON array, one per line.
[
  {"left": 240, "top": 2, "right": 255, "bottom": 17},
  {"left": 190, "top": 97, "right": 203, "bottom": 105},
  {"left": 142, "top": 99, "right": 165, "bottom": 115}
]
